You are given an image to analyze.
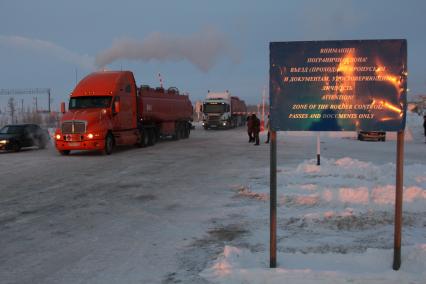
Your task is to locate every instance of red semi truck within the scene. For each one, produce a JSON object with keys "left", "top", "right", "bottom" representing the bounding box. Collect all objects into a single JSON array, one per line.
[{"left": 54, "top": 71, "right": 193, "bottom": 155}]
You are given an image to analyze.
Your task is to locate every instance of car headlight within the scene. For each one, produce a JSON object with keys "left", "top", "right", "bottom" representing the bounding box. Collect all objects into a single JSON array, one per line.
[{"left": 0, "top": 139, "right": 8, "bottom": 144}]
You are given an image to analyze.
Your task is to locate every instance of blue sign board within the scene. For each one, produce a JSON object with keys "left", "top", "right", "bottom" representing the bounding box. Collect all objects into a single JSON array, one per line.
[{"left": 270, "top": 40, "right": 407, "bottom": 131}]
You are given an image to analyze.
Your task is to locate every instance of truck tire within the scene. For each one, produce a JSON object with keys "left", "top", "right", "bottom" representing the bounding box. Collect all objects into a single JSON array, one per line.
[
  {"left": 183, "top": 123, "right": 190, "bottom": 138},
  {"left": 173, "top": 123, "right": 181, "bottom": 140},
  {"left": 136, "top": 130, "right": 147, "bottom": 148},
  {"left": 103, "top": 133, "right": 114, "bottom": 155},
  {"left": 142, "top": 130, "right": 149, "bottom": 147},
  {"left": 148, "top": 128, "right": 157, "bottom": 145},
  {"left": 179, "top": 124, "right": 185, "bottom": 139},
  {"left": 136, "top": 130, "right": 150, "bottom": 147}
]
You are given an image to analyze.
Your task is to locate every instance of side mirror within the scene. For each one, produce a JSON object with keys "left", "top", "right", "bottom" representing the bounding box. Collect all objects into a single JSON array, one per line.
[
  {"left": 60, "top": 102, "right": 66, "bottom": 114},
  {"left": 114, "top": 100, "right": 120, "bottom": 114}
]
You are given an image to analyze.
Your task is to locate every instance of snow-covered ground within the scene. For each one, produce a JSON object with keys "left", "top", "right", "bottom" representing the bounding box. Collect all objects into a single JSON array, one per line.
[
  {"left": 0, "top": 112, "right": 425, "bottom": 284},
  {"left": 201, "top": 113, "right": 426, "bottom": 284}
]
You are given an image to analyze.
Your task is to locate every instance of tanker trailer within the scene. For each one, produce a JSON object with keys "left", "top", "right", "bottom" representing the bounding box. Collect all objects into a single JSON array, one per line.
[{"left": 137, "top": 85, "right": 193, "bottom": 145}]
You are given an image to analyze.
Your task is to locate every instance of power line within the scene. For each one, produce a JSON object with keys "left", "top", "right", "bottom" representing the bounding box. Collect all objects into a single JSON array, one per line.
[{"left": 0, "top": 88, "right": 51, "bottom": 112}]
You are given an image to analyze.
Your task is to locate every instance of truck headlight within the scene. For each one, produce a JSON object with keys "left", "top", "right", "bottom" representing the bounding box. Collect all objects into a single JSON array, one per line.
[
  {"left": 87, "top": 133, "right": 94, "bottom": 139},
  {"left": 55, "top": 134, "right": 61, "bottom": 140}
]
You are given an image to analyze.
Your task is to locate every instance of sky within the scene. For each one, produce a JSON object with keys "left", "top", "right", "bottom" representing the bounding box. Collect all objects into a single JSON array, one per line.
[{"left": 1, "top": 0, "right": 426, "bottom": 111}]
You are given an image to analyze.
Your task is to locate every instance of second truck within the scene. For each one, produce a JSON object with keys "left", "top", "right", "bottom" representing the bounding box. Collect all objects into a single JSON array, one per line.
[
  {"left": 54, "top": 71, "right": 193, "bottom": 155},
  {"left": 202, "top": 90, "right": 247, "bottom": 129}
]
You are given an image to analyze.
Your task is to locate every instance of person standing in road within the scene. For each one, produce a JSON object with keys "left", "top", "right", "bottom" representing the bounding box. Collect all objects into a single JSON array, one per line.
[
  {"left": 246, "top": 115, "right": 254, "bottom": 142},
  {"left": 252, "top": 114, "right": 260, "bottom": 145},
  {"left": 265, "top": 114, "right": 270, "bottom": 144}
]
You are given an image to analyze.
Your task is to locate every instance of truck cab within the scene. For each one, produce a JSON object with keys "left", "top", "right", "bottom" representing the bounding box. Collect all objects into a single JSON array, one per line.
[
  {"left": 54, "top": 71, "right": 139, "bottom": 155},
  {"left": 202, "top": 91, "right": 232, "bottom": 129}
]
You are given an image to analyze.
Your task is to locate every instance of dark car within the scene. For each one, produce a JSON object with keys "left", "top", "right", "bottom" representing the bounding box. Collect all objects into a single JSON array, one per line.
[
  {"left": 357, "top": 131, "right": 386, "bottom": 142},
  {"left": 0, "top": 124, "right": 50, "bottom": 152}
]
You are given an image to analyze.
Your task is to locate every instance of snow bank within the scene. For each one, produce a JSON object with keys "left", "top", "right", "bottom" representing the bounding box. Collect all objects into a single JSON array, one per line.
[
  {"left": 201, "top": 244, "right": 426, "bottom": 284},
  {"left": 236, "top": 157, "right": 426, "bottom": 212},
  {"left": 210, "top": 156, "right": 426, "bottom": 283}
]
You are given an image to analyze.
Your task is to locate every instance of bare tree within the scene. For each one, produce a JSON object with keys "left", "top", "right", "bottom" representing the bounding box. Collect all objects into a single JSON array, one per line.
[
  {"left": 44, "top": 112, "right": 59, "bottom": 127},
  {"left": 8, "top": 97, "right": 17, "bottom": 124},
  {"left": 31, "top": 109, "right": 42, "bottom": 125}
]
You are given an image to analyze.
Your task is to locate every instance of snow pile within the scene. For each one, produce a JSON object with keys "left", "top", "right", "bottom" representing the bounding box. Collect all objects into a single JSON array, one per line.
[
  {"left": 201, "top": 245, "right": 426, "bottom": 284},
  {"left": 237, "top": 157, "right": 426, "bottom": 212},
  {"left": 205, "top": 157, "right": 426, "bottom": 283}
]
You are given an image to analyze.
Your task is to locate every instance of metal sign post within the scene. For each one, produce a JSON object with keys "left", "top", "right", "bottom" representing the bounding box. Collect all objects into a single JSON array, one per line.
[
  {"left": 270, "top": 130, "right": 277, "bottom": 268},
  {"left": 393, "top": 130, "right": 405, "bottom": 270}
]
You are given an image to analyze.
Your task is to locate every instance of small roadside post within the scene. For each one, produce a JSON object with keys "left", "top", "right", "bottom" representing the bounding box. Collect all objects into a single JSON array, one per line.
[{"left": 316, "top": 133, "right": 321, "bottom": 165}]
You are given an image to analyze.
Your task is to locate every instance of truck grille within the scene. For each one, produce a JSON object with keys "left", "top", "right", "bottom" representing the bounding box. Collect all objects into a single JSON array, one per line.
[
  {"left": 62, "top": 121, "right": 86, "bottom": 134},
  {"left": 207, "top": 115, "right": 220, "bottom": 122}
]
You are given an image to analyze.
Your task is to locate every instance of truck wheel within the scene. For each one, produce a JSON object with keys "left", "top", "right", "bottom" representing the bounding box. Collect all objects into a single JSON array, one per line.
[
  {"left": 103, "top": 134, "right": 114, "bottom": 155},
  {"left": 173, "top": 124, "right": 181, "bottom": 140},
  {"left": 142, "top": 130, "right": 149, "bottom": 146},
  {"left": 184, "top": 124, "right": 190, "bottom": 138},
  {"left": 149, "top": 129, "right": 157, "bottom": 145},
  {"left": 147, "top": 129, "right": 153, "bottom": 146},
  {"left": 59, "top": 150, "right": 70, "bottom": 155},
  {"left": 180, "top": 125, "right": 186, "bottom": 139}
]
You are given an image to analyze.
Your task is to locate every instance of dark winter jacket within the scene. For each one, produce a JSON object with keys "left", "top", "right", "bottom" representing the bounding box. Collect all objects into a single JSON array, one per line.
[
  {"left": 252, "top": 116, "right": 260, "bottom": 132},
  {"left": 247, "top": 116, "right": 254, "bottom": 132}
]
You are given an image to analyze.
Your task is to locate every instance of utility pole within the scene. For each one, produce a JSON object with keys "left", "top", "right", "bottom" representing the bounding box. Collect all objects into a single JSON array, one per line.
[{"left": 34, "top": 96, "right": 38, "bottom": 112}]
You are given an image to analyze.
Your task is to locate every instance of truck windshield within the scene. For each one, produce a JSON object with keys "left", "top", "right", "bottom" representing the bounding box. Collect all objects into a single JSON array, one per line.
[
  {"left": 203, "top": 103, "right": 227, "bottom": 113},
  {"left": 69, "top": 96, "right": 112, "bottom": 109}
]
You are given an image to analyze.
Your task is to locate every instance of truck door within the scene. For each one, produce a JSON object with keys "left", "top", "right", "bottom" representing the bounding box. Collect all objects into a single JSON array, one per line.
[
  {"left": 112, "top": 95, "right": 122, "bottom": 130},
  {"left": 111, "top": 84, "right": 136, "bottom": 131},
  {"left": 120, "top": 84, "right": 135, "bottom": 129}
]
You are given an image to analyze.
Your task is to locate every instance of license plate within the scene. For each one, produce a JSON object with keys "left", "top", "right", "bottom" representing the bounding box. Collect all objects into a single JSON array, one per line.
[{"left": 68, "top": 142, "right": 81, "bottom": 147}]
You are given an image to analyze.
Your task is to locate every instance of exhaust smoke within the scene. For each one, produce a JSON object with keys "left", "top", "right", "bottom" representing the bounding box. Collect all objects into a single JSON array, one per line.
[{"left": 95, "top": 27, "right": 239, "bottom": 72}]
